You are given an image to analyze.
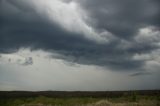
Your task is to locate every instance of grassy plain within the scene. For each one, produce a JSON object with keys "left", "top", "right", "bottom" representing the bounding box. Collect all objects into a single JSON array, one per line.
[{"left": 0, "top": 90, "right": 159, "bottom": 106}]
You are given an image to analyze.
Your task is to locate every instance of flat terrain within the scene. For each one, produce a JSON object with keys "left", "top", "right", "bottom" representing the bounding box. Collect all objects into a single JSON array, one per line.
[{"left": 0, "top": 90, "right": 159, "bottom": 106}]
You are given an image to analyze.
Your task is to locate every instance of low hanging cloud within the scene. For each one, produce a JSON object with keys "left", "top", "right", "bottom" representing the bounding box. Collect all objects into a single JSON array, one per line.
[
  {"left": 130, "top": 72, "right": 152, "bottom": 77},
  {"left": 22, "top": 57, "right": 33, "bottom": 66},
  {"left": 0, "top": 0, "right": 160, "bottom": 71},
  {"left": 0, "top": 52, "right": 33, "bottom": 66}
]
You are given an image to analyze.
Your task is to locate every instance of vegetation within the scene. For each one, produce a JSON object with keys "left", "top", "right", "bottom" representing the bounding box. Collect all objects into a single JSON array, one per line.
[
  {"left": 0, "top": 96, "right": 101, "bottom": 106},
  {"left": 0, "top": 90, "right": 159, "bottom": 106}
]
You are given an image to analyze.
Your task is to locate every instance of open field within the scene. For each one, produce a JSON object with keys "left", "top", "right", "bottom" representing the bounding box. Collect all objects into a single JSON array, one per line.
[{"left": 0, "top": 90, "right": 160, "bottom": 106}]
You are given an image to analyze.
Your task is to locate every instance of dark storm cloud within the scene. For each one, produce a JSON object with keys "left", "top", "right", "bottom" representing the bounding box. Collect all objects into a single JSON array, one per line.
[
  {"left": 79, "top": 0, "right": 160, "bottom": 39},
  {"left": 130, "top": 72, "right": 152, "bottom": 77},
  {"left": 0, "top": 0, "right": 160, "bottom": 71}
]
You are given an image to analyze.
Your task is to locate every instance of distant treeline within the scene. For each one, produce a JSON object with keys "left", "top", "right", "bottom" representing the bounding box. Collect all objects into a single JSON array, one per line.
[{"left": 0, "top": 90, "right": 160, "bottom": 99}]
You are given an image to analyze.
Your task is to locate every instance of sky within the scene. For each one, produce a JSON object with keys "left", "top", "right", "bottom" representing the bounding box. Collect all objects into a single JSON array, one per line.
[{"left": 0, "top": 0, "right": 160, "bottom": 91}]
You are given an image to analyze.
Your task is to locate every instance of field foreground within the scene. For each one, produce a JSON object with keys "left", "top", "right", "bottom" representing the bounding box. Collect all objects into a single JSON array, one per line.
[
  {"left": 0, "top": 90, "right": 159, "bottom": 106},
  {"left": 19, "top": 99, "right": 159, "bottom": 106}
]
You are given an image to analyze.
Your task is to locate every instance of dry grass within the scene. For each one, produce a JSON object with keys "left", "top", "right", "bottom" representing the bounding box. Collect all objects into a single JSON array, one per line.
[
  {"left": 21, "top": 99, "right": 159, "bottom": 106},
  {"left": 1, "top": 93, "right": 159, "bottom": 106},
  {"left": 86, "top": 99, "right": 159, "bottom": 106}
]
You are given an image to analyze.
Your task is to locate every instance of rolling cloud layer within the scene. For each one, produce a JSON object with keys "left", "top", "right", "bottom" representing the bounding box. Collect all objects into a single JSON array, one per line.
[{"left": 0, "top": 0, "right": 160, "bottom": 71}]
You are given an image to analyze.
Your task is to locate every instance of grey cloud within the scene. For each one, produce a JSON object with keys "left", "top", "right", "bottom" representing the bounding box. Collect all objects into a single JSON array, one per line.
[
  {"left": 0, "top": 0, "right": 160, "bottom": 71},
  {"left": 79, "top": 0, "right": 160, "bottom": 39},
  {"left": 8, "top": 58, "right": 11, "bottom": 62},
  {"left": 22, "top": 57, "right": 33, "bottom": 66},
  {"left": 130, "top": 72, "right": 152, "bottom": 77}
]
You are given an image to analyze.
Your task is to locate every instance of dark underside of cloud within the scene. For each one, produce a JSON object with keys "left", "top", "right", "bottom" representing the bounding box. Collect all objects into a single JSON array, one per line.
[
  {"left": 0, "top": 0, "right": 160, "bottom": 71},
  {"left": 80, "top": 0, "right": 160, "bottom": 37},
  {"left": 130, "top": 72, "right": 152, "bottom": 77}
]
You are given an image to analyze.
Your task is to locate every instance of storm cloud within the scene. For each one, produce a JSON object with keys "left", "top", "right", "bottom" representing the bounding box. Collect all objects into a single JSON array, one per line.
[
  {"left": 130, "top": 72, "right": 152, "bottom": 77},
  {"left": 0, "top": 0, "right": 160, "bottom": 71},
  {"left": 79, "top": 0, "right": 160, "bottom": 38}
]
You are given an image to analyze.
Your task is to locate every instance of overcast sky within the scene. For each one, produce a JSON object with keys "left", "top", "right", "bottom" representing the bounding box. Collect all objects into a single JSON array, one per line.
[{"left": 0, "top": 0, "right": 160, "bottom": 91}]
